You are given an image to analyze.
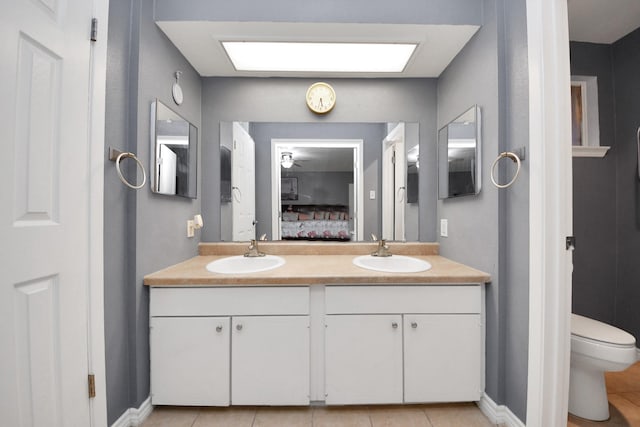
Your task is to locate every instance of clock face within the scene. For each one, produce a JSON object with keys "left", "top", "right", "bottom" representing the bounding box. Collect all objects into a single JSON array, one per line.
[{"left": 306, "top": 82, "right": 336, "bottom": 114}]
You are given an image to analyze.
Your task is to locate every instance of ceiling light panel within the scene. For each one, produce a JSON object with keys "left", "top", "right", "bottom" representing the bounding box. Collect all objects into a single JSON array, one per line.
[{"left": 222, "top": 42, "right": 417, "bottom": 73}]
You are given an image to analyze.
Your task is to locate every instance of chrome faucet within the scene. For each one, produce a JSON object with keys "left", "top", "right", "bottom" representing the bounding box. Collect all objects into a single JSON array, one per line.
[
  {"left": 371, "top": 238, "right": 392, "bottom": 257},
  {"left": 244, "top": 239, "right": 265, "bottom": 257}
]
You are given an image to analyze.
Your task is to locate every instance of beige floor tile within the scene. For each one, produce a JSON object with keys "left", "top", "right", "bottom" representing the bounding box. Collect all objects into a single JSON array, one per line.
[
  {"left": 192, "top": 406, "right": 255, "bottom": 427},
  {"left": 140, "top": 406, "right": 200, "bottom": 427},
  {"left": 368, "top": 406, "right": 432, "bottom": 427},
  {"left": 253, "top": 406, "right": 313, "bottom": 427},
  {"left": 423, "top": 403, "right": 495, "bottom": 427},
  {"left": 313, "top": 406, "right": 372, "bottom": 427}
]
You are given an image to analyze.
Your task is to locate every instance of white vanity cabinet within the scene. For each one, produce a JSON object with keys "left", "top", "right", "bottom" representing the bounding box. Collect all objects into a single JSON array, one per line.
[
  {"left": 149, "top": 286, "right": 310, "bottom": 406},
  {"left": 325, "top": 314, "right": 404, "bottom": 404},
  {"left": 324, "top": 285, "right": 483, "bottom": 405}
]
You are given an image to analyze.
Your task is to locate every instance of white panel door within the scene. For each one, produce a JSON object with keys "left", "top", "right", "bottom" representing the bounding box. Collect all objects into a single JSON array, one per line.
[
  {"left": 0, "top": 1, "right": 96, "bottom": 427},
  {"left": 231, "top": 316, "right": 310, "bottom": 405},
  {"left": 325, "top": 315, "right": 403, "bottom": 404},
  {"left": 404, "top": 314, "right": 482, "bottom": 403},
  {"left": 232, "top": 122, "right": 256, "bottom": 241},
  {"left": 158, "top": 145, "right": 177, "bottom": 194},
  {"left": 381, "top": 123, "right": 406, "bottom": 241},
  {"left": 151, "top": 317, "right": 231, "bottom": 406}
]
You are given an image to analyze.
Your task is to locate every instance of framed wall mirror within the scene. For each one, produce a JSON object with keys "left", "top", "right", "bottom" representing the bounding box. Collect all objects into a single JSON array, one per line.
[
  {"left": 150, "top": 99, "right": 198, "bottom": 198},
  {"left": 219, "top": 121, "right": 420, "bottom": 242},
  {"left": 438, "top": 105, "right": 481, "bottom": 199}
]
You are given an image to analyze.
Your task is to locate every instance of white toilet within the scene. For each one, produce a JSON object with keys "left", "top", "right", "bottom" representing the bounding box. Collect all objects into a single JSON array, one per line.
[{"left": 569, "top": 313, "right": 637, "bottom": 421}]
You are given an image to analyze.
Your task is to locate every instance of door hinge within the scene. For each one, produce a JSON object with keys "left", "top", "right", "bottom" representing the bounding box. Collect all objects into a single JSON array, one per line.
[
  {"left": 88, "top": 374, "right": 96, "bottom": 398},
  {"left": 566, "top": 236, "right": 576, "bottom": 251},
  {"left": 90, "top": 18, "right": 98, "bottom": 42}
]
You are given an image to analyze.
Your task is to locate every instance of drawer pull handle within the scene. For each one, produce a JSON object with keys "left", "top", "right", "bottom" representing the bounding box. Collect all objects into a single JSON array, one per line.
[
  {"left": 411, "top": 322, "right": 418, "bottom": 329},
  {"left": 391, "top": 322, "right": 398, "bottom": 329},
  {"left": 236, "top": 324, "right": 243, "bottom": 331},
  {"left": 216, "top": 325, "right": 223, "bottom": 333}
]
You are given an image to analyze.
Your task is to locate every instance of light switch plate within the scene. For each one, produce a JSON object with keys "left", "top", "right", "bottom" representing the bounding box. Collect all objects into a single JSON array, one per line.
[
  {"left": 369, "top": 190, "right": 376, "bottom": 200},
  {"left": 440, "top": 219, "right": 448, "bottom": 237}
]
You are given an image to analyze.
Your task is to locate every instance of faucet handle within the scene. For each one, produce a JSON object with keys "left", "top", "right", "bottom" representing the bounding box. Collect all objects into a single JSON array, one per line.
[{"left": 259, "top": 234, "right": 268, "bottom": 241}]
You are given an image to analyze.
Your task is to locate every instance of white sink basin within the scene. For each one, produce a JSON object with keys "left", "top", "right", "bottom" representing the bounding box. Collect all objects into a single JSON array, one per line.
[
  {"left": 206, "top": 255, "right": 285, "bottom": 274},
  {"left": 352, "top": 255, "right": 432, "bottom": 273}
]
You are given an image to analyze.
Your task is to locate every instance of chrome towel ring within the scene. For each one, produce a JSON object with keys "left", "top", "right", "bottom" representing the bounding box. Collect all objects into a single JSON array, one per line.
[
  {"left": 109, "top": 147, "right": 146, "bottom": 190},
  {"left": 490, "top": 151, "right": 521, "bottom": 189}
]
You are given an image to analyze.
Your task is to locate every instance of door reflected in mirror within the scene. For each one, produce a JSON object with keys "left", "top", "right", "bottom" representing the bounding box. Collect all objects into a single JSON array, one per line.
[
  {"left": 219, "top": 122, "right": 420, "bottom": 242},
  {"left": 151, "top": 100, "right": 198, "bottom": 198},
  {"left": 438, "top": 105, "right": 481, "bottom": 199}
]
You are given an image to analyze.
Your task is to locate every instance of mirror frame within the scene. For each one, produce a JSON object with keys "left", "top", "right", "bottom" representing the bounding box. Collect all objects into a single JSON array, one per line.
[
  {"left": 150, "top": 99, "right": 198, "bottom": 199},
  {"left": 437, "top": 105, "right": 481, "bottom": 199}
]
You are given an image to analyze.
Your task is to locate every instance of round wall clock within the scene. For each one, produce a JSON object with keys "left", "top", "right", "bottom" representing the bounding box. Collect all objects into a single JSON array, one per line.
[{"left": 306, "top": 82, "right": 336, "bottom": 114}]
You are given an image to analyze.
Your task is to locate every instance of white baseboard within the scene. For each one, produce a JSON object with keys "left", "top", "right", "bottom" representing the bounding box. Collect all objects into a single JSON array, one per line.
[
  {"left": 111, "top": 396, "right": 152, "bottom": 427},
  {"left": 477, "top": 392, "right": 525, "bottom": 427}
]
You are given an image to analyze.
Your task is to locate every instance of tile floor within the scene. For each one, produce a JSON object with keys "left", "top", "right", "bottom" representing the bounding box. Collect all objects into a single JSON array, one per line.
[
  {"left": 568, "top": 361, "right": 640, "bottom": 427},
  {"left": 138, "top": 362, "right": 640, "bottom": 426},
  {"left": 140, "top": 402, "right": 500, "bottom": 427}
]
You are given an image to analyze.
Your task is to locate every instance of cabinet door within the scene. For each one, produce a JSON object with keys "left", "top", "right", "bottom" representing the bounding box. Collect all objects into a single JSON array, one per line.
[
  {"left": 404, "top": 314, "right": 482, "bottom": 403},
  {"left": 325, "top": 315, "right": 403, "bottom": 404},
  {"left": 150, "top": 317, "right": 230, "bottom": 406},
  {"left": 231, "top": 316, "right": 310, "bottom": 405}
]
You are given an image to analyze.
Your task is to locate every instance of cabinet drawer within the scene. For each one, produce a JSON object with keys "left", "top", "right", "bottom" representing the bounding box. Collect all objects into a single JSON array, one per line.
[
  {"left": 150, "top": 286, "right": 309, "bottom": 316},
  {"left": 325, "top": 285, "right": 481, "bottom": 314}
]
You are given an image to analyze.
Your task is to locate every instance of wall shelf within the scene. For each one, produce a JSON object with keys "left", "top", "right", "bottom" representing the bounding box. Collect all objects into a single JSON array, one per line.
[{"left": 572, "top": 146, "right": 610, "bottom": 158}]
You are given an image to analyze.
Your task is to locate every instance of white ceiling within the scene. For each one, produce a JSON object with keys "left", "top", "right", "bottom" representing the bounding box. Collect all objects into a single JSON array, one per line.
[
  {"left": 568, "top": 0, "right": 640, "bottom": 43},
  {"left": 156, "top": 21, "right": 479, "bottom": 78}
]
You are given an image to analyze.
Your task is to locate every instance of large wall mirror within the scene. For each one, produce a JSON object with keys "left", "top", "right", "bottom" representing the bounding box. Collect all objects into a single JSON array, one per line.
[
  {"left": 438, "top": 105, "right": 481, "bottom": 199},
  {"left": 150, "top": 100, "right": 198, "bottom": 198},
  {"left": 219, "top": 121, "right": 419, "bottom": 242}
]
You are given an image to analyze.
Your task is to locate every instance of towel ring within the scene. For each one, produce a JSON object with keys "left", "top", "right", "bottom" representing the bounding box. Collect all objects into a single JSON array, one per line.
[
  {"left": 490, "top": 151, "right": 521, "bottom": 189},
  {"left": 115, "top": 152, "right": 146, "bottom": 189}
]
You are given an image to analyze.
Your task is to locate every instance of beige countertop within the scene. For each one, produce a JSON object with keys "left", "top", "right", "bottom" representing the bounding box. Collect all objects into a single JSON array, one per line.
[{"left": 144, "top": 242, "right": 491, "bottom": 286}]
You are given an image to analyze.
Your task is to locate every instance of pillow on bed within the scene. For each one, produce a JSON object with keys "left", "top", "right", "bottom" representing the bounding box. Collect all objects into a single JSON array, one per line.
[{"left": 282, "top": 212, "right": 298, "bottom": 221}]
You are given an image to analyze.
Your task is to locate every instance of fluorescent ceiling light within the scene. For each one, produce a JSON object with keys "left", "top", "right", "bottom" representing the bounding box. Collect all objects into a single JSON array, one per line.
[{"left": 222, "top": 42, "right": 417, "bottom": 73}]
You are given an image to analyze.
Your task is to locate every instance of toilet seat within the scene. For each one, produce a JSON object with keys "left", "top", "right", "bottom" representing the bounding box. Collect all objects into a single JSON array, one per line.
[
  {"left": 571, "top": 314, "right": 635, "bottom": 346},
  {"left": 571, "top": 314, "right": 636, "bottom": 366}
]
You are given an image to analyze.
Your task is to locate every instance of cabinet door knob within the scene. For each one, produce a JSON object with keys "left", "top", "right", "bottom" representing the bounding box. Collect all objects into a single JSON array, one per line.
[
  {"left": 236, "top": 324, "right": 243, "bottom": 331},
  {"left": 411, "top": 322, "right": 418, "bottom": 329},
  {"left": 216, "top": 325, "right": 223, "bottom": 333},
  {"left": 391, "top": 321, "right": 398, "bottom": 329}
]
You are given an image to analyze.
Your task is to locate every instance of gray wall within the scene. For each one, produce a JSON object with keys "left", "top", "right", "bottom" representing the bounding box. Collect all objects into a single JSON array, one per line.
[
  {"left": 436, "top": 0, "right": 530, "bottom": 421},
  {"left": 569, "top": 28, "right": 640, "bottom": 343},
  {"left": 201, "top": 78, "right": 439, "bottom": 244},
  {"left": 612, "top": 28, "right": 640, "bottom": 342},
  {"left": 569, "top": 42, "right": 618, "bottom": 322},
  {"left": 154, "top": 0, "right": 482, "bottom": 26},
  {"left": 104, "top": 0, "right": 533, "bottom": 423},
  {"left": 104, "top": 0, "right": 137, "bottom": 420},
  {"left": 104, "top": 0, "right": 202, "bottom": 423}
]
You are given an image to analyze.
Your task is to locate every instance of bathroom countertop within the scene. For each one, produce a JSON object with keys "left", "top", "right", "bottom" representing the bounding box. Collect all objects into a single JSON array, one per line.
[{"left": 143, "top": 242, "right": 491, "bottom": 286}]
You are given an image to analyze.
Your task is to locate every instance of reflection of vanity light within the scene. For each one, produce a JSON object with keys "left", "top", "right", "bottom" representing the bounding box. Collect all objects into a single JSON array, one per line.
[
  {"left": 447, "top": 139, "right": 476, "bottom": 149},
  {"left": 281, "top": 152, "right": 294, "bottom": 169},
  {"left": 416, "top": 158, "right": 419, "bottom": 169}
]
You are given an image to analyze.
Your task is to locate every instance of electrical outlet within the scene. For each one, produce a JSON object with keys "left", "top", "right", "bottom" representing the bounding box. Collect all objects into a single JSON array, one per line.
[
  {"left": 187, "top": 220, "right": 195, "bottom": 238},
  {"left": 440, "top": 219, "right": 448, "bottom": 237}
]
